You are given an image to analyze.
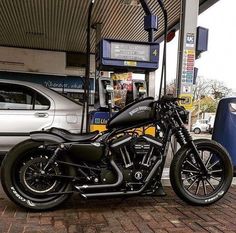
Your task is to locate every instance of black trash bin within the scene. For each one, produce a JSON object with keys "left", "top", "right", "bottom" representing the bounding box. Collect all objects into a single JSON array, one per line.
[{"left": 212, "top": 97, "right": 236, "bottom": 172}]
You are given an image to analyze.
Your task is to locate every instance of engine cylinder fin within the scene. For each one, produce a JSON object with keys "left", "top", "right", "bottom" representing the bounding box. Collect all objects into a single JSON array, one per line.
[
  {"left": 120, "top": 147, "right": 133, "bottom": 168},
  {"left": 141, "top": 147, "right": 154, "bottom": 167}
]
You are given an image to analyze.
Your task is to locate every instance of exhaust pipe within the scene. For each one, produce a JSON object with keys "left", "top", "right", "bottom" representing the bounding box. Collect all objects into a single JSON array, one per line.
[
  {"left": 81, "top": 157, "right": 163, "bottom": 198},
  {"left": 75, "top": 158, "right": 123, "bottom": 190}
]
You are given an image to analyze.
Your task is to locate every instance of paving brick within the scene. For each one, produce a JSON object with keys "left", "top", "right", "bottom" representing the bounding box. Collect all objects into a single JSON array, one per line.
[
  {"left": 165, "top": 227, "right": 193, "bottom": 233},
  {"left": 40, "top": 216, "right": 53, "bottom": 225},
  {"left": 8, "top": 223, "right": 24, "bottom": 233},
  {"left": 118, "top": 218, "right": 138, "bottom": 231},
  {"left": 0, "top": 185, "right": 236, "bottom": 233},
  {"left": 136, "top": 210, "right": 154, "bottom": 221},
  {"left": 183, "top": 221, "right": 208, "bottom": 232},
  {"left": 83, "top": 226, "right": 97, "bottom": 233}
]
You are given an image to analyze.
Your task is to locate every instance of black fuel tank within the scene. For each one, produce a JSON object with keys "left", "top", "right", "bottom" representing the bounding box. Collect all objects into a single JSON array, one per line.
[{"left": 107, "top": 97, "right": 157, "bottom": 129}]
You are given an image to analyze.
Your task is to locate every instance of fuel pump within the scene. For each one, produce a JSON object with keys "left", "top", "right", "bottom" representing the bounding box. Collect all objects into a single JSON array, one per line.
[
  {"left": 89, "top": 76, "right": 115, "bottom": 132},
  {"left": 133, "top": 80, "right": 147, "bottom": 100},
  {"left": 96, "top": 77, "right": 113, "bottom": 110},
  {"left": 105, "top": 83, "right": 114, "bottom": 117}
]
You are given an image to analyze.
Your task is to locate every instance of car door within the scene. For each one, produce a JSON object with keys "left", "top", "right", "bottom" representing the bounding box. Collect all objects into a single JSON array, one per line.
[
  {"left": 200, "top": 120, "right": 209, "bottom": 132},
  {"left": 0, "top": 82, "right": 55, "bottom": 153}
]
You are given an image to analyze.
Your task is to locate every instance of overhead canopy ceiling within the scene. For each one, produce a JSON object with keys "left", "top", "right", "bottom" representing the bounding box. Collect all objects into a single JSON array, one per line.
[{"left": 0, "top": 0, "right": 219, "bottom": 53}]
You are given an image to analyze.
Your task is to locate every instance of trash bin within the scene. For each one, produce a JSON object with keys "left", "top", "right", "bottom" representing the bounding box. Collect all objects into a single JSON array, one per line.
[{"left": 212, "top": 97, "right": 236, "bottom": 171}]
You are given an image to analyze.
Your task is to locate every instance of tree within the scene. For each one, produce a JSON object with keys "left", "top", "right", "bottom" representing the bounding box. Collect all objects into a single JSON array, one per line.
[
  {"left": 209, "top": 80, "right": 232, "bottom": 99},
  {"left": 166, "top": 79, "right": 177, "bottom": 95},
  {"left": 192, "top": 76, "right": 211, "bottom": 101},
  {"left": 166, "top": 77, "right": 232, "bottom": 101},
  {"left": 194, "top": 96, "right": 217, "bottom": 114},
  {"left": 193, "top": 77, "right": 232, "bottom": 101}
]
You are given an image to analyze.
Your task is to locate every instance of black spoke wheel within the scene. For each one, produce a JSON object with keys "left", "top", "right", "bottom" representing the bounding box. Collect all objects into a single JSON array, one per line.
[
  {"left": 1, "top": 140, "right": 75, "bottom": 210},
  {"left": 170, "top": 139, "right": 233, "bottom": 205},
  {"left": 19, "top": 157, "right": 59, "bottom": 195}
]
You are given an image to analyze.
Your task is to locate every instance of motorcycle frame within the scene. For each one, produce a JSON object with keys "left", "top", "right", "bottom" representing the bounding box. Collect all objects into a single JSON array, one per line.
[
  {"left": 36, "top": 98, "right": 208, "bottom": 199},
  {"left": 45, "top": 120, "right": 173, "bottom": 198}
]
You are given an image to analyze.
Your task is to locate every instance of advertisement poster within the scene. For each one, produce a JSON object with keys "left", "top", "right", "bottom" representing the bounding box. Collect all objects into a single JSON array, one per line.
[{"left": 111, "top": 72, "right": 133, "bottom": 108}]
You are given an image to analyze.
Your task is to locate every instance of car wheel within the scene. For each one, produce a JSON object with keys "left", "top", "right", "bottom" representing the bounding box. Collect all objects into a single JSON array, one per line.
[{"left": 193, "top": 128, "right": 201, "bottom": 134}]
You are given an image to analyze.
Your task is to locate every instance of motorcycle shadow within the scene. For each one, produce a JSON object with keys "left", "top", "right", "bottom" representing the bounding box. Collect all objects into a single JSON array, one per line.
[{"left": 60, "top": 187, "right": 182, "bottom": 211}]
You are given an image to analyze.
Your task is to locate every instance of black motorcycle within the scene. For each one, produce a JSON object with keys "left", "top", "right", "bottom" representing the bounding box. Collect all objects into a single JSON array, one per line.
[{"left": 1, "top": 96, "right": 233, "bottom": 210}]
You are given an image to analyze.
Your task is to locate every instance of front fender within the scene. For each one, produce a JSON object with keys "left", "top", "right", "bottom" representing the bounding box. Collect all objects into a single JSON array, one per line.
[{"left": 30, "top": 131, "right": 65, "bottom": 143}]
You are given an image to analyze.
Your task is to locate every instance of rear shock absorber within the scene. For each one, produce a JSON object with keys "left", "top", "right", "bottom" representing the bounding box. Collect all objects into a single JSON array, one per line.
[{"left": 43, "top": 144, "right": 65, "bottom": 170}]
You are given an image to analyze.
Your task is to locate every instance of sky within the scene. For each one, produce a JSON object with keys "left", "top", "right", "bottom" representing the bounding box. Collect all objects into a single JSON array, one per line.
[{"left": 156, "top": 0, "right": 236, "bottom": 91}]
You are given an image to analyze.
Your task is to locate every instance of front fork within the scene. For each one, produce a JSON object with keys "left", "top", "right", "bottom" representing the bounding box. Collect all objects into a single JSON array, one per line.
[{"left": 175, "top": 125, "right": 208, "bottom": 173}]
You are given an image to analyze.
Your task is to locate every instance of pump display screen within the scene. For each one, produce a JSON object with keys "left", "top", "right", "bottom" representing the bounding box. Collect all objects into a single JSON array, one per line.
[
  {"left": 110, "top": 42, "right": 150, "bottom": 62},
  {"left": 96, "top": 39, "right": 159, "bottom": 72}
]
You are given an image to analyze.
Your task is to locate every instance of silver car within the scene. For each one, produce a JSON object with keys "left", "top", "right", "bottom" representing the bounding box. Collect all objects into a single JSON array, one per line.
[
  {"left": 0, "top": 79, "right": 83, "bottom": 155},
  {"left": 191, "top": 119, "right": 209, "bottom": 134}
]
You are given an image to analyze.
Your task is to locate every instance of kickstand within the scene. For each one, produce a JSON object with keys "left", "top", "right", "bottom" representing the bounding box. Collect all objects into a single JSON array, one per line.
[{"left": 151, "top": 183, "right": 166, "bottom": 196}]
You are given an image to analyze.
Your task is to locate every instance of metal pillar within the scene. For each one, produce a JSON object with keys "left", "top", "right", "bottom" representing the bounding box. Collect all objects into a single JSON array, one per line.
[
  {"left": 83, "top": 0, "right": 95, "bottom": 133},
  {"left": 173, "top": 0, "right": 199, "bottom": 153},
  {"left": 139, "top": 0, "right": 158, "bottom": 96},
  {"left": 176, "top": 0, "right": 199, "bottom": 99}
]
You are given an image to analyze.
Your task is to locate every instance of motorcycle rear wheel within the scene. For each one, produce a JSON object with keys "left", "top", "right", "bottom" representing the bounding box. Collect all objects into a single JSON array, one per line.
[
  {"left": 170, "top": 139, "right": 233, "bottom": 205},
  {"left": 1, "top": 140, "right": 74, "bottom": 210}
]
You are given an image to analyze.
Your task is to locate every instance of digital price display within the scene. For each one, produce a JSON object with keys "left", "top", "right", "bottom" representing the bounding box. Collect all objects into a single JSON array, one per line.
[
  {"left": 110, "top": 42, "right": 150, "bottom": 62},
  {"left": 96, "top": 39, "right": 159, "bottom": 72}
]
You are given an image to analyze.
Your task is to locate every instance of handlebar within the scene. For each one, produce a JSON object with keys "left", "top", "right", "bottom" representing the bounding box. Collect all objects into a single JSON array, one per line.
[{"left": 159, "top": 95, "right": 185, "bottom": 103}]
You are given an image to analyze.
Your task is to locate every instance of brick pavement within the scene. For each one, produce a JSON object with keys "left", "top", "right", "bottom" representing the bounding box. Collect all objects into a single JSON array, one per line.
[{"left": 0, "top": 185, "right": 236, "bottom": 233}]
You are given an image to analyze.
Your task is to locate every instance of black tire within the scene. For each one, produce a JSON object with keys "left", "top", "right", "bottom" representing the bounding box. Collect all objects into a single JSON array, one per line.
[
  {"left": 170, "top": 139, "right": 233, "bottom": 205},
  {"left": 1, "top": 139, "right": 75, "bottom": 210},
  {"left": 193, "top": 128, "right": 201, "bottom": 134}
]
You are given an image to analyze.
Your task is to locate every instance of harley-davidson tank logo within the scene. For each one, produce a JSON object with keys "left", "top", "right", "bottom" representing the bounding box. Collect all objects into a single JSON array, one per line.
[{"left": 129, "top": 106, "right": 151, "bottom": 116}]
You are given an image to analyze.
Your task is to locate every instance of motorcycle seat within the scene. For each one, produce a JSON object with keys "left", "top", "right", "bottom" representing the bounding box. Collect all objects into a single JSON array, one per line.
[{"left": 48, "top": 127, "right": 99, "bottom": 142}]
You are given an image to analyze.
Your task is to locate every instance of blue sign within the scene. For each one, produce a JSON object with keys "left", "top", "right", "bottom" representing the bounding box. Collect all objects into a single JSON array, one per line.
[
  {"left": 97, "top": 38, "right": 159, "bottom": 72},
  {"left": 0, "top": 71, "right": 95, "bottom": 92}
]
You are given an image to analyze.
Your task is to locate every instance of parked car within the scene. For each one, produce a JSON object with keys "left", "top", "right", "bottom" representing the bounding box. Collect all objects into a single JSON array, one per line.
[
  {"left": 191, "top": 119, "right": 209, "bottom": 134},
  {"left": 0, "top": 79, "right": 83, "bottom": 155},
  {"left": 208, "top": 115, "right": 215, "bottom": 134}
]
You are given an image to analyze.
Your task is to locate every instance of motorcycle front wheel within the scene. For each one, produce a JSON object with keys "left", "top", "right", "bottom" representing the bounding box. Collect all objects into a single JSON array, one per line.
[
  {"left": 170, "top": 139, "right": 233, "bottom": 205},
  {"left": 1, "top": 140, "right": 75, "bottom": 210}
]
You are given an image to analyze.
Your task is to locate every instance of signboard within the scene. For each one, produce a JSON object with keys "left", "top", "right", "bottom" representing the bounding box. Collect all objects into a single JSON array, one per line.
[
  {"left": 0, "top": 71, "right": 95, "bottom": 93},
  {"left": 110, "top": 42, "right": 150, "bottom": 61},
  {"left": 179, "top": 94, "right": 193, "bottom": 111},
  {"left": 181, "top": 49, "right": 195, "bottom": 86},
  {"left": 97, "top": 39, "right": 159, "bottom": 72}
]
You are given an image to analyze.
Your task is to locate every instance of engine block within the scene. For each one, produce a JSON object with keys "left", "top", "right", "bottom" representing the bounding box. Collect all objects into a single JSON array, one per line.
[{"left": 111, "top": 134, "right": 163, "bottom": 170}]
